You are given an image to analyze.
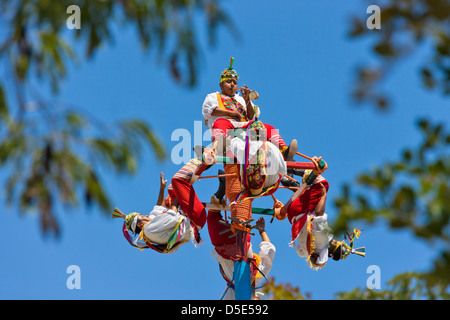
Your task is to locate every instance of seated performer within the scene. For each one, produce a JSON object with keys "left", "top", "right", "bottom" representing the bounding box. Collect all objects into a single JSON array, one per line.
[
  {"left": 112, "top": 148, "right": 217, "bottom": 253},
  {"left": 202, "top": 57, "right": 297, "bottom": 164},
  {"left": 208, "top": 212, "right": 276, "bottom": 300}
]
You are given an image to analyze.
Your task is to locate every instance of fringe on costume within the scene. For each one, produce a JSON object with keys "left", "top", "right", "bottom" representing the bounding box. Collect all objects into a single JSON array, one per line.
[
  {"left": 211, "top": 248, "right": 220, "bottom": 262},
  {"left": 190, "top": 226, "right": 204, "bottom": 248},
  {"left": 288, "top": 213, "right": 309, "bottom": 248},
  {"left": 289, "top": 214, "right": 326, "bottom": 271}
]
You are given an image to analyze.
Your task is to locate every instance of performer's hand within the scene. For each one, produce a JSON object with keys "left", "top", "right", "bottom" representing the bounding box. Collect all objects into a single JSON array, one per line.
[
  {"left": 312, "top": 156, "right": 328, "bottom": 174},
  {"left": 273, "top": 200, "right": 283, "bottom": 209},
  {"left": 240, "top": 85, "right": 251, "bottom": 104},
  {"left": 256, "top": 217, "right": 265, "bottom": 233},
  {"left": 274, "top": 208, "right": 282, "bottom": 220},
  {"left": 160, "top": 172, "right": 167, "bottom": 188},
  {"left": 203, "top": 147, "right": 216, "bottom": 165},
  {"left": 228, "top": 110, "right": 242, "bottom": 121},
  {"left": 275, "top": 197, "right": 291, "bottom": 221},
  {"left": 311, "top": 156, "right": 321, "bottom": 168},
  {"left": 164, "top": 195, "right": 172, "bottom": 208}
]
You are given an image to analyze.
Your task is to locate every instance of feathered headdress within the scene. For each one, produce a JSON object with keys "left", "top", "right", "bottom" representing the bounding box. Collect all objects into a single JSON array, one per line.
[
  {"left": 329, "top": 228, "right": 366, "bottom": 260},
  {"left": 220, "top": 57, "right": 239, "bottom": 82},
  {"left": 112, "top": 207, "right": 139, "bottom": 232},
  {"left": 342, "top": 228, "right": 366, "bottom": 258}
]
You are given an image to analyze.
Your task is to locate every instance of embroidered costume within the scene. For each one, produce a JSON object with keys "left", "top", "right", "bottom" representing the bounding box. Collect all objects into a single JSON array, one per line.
[
  {"left": 113, "top": 206, "right": 199, "bottom": 254},
  {"left": 286, "top": 172, "right": 327, "bottom": 230},
  {"left": 283, "top": 174, "right": 331, "bottom": 268},
  {"left": 228, "top": 126, "right": 287, "bottom": 203},
  {"left": 285, "top": 175, "right": 365, "bottom": 268},
  {"left": 207, "top": 210, "right": 275, "bottom": 300},
  {"left": 289, "top": 211, "right": 333, "bottom": 270},
  {"left": 168, "top": 158, "right": 207, "bottom": 231},
  {"left": 201, "top": 58, "right": 288, "bottom": 155},
  {"left": 113, "top": 157, "right": 210, "bottom": 253},
  {"left": 202, "top": 94, "right": 288, "bottom": 153}
]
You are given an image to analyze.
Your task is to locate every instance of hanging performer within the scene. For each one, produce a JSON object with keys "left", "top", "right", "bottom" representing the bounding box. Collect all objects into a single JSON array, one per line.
[
  {"left": 273, "top": 157, "right": 332, "bottom": 267},
  {"left": 208, "top": 213, "right": 276, "bottom": 300},
  {"left": 277, "top": 181, "right": 332, "bottom": 269},
  {"left": 112, "top": 148, "right": 217, "bottom": 254},
  {"left": 273, "top": 168, "right": 365, "bottom": 269},
  {"left": 228, "top": 120, "right": 287, "bottom": 203},
  {"left": 202, "top": 57, "right": 298, "bottom": 164},
  {"left": 223, "top": 121, "right": 296, "bottom": 233}
]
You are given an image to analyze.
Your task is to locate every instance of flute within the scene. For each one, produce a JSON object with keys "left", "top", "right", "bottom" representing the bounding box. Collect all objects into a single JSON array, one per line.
[{"left": 238, "top": 87, "right": 259, "bottom": 100}]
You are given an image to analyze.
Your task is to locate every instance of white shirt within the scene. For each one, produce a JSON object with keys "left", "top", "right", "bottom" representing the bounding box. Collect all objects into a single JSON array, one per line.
[
  {"left": 229, "top": 137, "right": 287, "bottom": 187},
  {"left": 142, "top": 205, "right": 193, "bottom": 245},
  {"left": 202, "top": 92, "right": 260, "bottom": 130},
  {"left": 292, "top": 212, "right": 333, "bottom": 266},
  {"left": 212, "top": 241, "right": 276, "bottom": 300}
]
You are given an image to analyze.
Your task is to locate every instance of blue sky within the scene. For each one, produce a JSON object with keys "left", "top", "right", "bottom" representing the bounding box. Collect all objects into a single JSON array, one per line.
[{"left": 1, "top": 1, "right": 448, "bottom": 300}]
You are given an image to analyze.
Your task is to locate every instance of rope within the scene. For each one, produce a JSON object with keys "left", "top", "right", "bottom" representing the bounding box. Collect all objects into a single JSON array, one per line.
[
  {"left": 220, "top": 271, "right": 235, "bottom": 300},
  {"left": 249, "top": 260, "right": 269, "bottom": 294},
  {"left": 198, "top": 173, "right": 236, "bottom": 180},
  {"left": 279, "top": 186, "right": 299, "bottom": 190},
  {"left": 225, "top": 164, "right": 253, "bottom": 233},
  {"left": 283, "top": 174, "right": 299, "bottom": 183}
]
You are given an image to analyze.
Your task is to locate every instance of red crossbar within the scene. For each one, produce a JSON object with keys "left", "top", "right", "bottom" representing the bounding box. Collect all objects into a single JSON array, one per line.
[{"left": 286, "top": 161, "right": 316, "bottom": 169}]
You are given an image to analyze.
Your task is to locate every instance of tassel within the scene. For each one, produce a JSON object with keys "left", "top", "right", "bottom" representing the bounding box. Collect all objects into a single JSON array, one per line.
[
  {"left": 353, "top": 247, "right": 366, "bottom": 257},
  {"left": 339, "top": 228, "right": 366, "bottom": 259},
  {"left": 112, "top": 207, "right": 126, "bottom": 219}
]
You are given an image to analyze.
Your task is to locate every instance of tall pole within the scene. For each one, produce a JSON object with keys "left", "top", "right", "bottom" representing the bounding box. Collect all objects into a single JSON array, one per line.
[{"left": 233, "top": 230, "right": 252, "bottom": 300}]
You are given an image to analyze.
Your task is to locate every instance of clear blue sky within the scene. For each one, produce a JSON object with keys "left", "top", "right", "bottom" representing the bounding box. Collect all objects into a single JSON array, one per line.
[{"left": 1, "top": 1, "right": 448, "bottom": 300}]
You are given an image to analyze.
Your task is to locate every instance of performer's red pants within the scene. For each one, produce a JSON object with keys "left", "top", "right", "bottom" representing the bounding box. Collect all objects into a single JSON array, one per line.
[
  {"left": 211, "top": 118, "right": 287, "bottom": 152},
  {"left": 169, "top": 178, "right": 207, "bottom": 229},
  {"left": 207, "top": 210, "right": 236, "bottom": 247},
  {"left": 207, "top": 209, "right": 251, "bottom": 260},
  {"left": 287, "top": 180, "right": 329, "bottom": 240}
]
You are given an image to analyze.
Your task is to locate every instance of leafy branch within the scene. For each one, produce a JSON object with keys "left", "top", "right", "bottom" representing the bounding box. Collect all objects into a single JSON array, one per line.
[
  {"left": 349, "top": 0, "right": 450, "bottom": 110},
  {"left": 0, "top": 0, "right": 236, "bottom": 236}
]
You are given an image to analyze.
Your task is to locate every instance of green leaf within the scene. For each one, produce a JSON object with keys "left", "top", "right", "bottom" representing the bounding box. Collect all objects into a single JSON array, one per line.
[{"left": 0, "top": 84, "right": 9, "bottom": 122}]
